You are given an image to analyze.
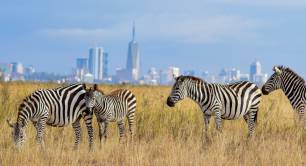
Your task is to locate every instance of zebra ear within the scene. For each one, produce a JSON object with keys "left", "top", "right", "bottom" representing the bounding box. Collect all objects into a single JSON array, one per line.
[
  {"left": 82, "top": 83, "right": 86, "bottom": 89},
  {"left": 173, "top": 74, "right": 178, "bottom": 81},
  {"left": 273, "top": 66, "right": 282, "bottom": 75},
  {"left": 93, "top": 84, "right": 98, "bottom": 90},
  {"left": 6, "top": 119, "right": 14, "bottom": 128}
]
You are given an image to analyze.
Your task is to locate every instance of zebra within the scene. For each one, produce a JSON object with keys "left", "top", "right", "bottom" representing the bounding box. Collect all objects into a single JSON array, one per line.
[
  {"left": 262, "top": 66, "right": 305, "bottom": 128},
  {"left": 6, "top": 83, "right": 94, "bottom": 149},
  {"left": 166, "top": 75, "right": 262, "bottom": 137},
  {"left": 84, "top": 84, "right": 136, "bottom": 143}
]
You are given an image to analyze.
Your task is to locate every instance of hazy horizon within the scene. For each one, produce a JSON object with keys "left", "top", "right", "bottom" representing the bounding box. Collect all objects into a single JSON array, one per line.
[{"left": 1, "top": 0, "right": 306, "bottom": 77}]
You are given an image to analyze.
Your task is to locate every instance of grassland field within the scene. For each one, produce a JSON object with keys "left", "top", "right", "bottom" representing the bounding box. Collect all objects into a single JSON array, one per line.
[{"left": 0, "top": 82, "right": 305, "bottom": 166}]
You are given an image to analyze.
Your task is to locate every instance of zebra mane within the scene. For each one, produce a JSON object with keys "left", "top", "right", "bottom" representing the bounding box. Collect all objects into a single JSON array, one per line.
[
  {"left": 54, "top": 83, "right": 85, "bottom": 91},
  {"left": 277, "top": 66, "right": 305, "bottom": 84},
  {"left": 178, "top": 75, "right": 206, "bottom": 84}
]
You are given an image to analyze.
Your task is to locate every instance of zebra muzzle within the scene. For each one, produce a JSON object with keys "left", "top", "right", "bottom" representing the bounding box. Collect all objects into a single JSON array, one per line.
[
  {"left": 166, "top": 97, "right": 175, "bottom": 107},
  {"left": 261, "top": 87, "right": 269, "bottom": 95}
]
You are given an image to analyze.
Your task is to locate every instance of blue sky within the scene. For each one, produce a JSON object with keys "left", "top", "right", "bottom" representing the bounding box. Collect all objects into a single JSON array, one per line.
[{"left": 0, "top": 0, "right": 306, "bottom": 77}]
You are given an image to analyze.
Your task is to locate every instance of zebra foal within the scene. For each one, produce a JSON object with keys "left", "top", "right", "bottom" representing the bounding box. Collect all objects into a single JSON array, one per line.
[
  {"left": 166, "top": 76, "right": 262, "bottom": 137},
  {"left": 84, "top": 84, "right": 136, "bottom": 143},
  {"left": 6, "top": 84, "right": 94, "bottom": 149}
]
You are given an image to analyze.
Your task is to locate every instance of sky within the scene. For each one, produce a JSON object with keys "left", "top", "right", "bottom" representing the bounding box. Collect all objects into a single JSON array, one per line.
[{"left": 0, "top": 0, "right": 306, "bottom": 77}]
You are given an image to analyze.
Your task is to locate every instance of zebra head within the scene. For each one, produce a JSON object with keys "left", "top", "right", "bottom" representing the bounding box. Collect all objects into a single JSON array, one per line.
[
  {"left": 167, "top": 75, "right": 188, "bottom": 107},
  {"left": 262, "top": 66, "right": 283, "bottom": 95},
  {"left": 84, "top": 85, "right": 97, "bottom": 109},
  {"left": 6, "top": 119, "right": 25, "bottom": 148}
]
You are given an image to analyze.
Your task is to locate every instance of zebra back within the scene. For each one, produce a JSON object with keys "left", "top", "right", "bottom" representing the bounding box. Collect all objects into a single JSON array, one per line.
[{"left": 17, "top": 83, "right": 88, "bottom": 127}]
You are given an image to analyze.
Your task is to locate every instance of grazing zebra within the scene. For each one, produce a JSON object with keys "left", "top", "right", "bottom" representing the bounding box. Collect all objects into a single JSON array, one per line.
[
  {"left": 166, "top": 76, "right": 262, "bottom": 137},
  {"left": 84, "top": 84, "right": 136, "bottom": 143},
  {"left": 262, "top": 66, "right": 305, "bottom": 128},
  {"left": 6, "top": 84, "right": 94, "bottom": 149}
]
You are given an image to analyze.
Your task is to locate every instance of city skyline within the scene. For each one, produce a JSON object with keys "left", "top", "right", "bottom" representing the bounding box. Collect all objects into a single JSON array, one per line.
[
  {"left": 0, "top": 57, "right": 270, "bottom": 85},
  {"left": 1, "top": 1, "right": 306, "bottom": 77}
]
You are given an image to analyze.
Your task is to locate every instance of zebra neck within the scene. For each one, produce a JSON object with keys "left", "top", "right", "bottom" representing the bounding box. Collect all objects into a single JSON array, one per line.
[
  {"left": 281, "top": 77, "right": 306, "bottom": 107},
  {"left": 16, "top": 110, "right": 30, "bottom": 127},
  {"left": 186, "top": 81, "right": 205, "bottom": 104},
  {"left": 281, "top": 76, "right": 306, "bottom": 98}
]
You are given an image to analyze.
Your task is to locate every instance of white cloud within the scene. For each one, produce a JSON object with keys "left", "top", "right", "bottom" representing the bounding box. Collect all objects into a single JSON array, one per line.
[
  {"left": 137, "top": 14, "right": 260, "bottom": 43},
  {"left": 39, "top": 14, "right": 261, "bottom": 44},
  {"left": 40, "top": 25, "right": 130, "bottom": 42}
]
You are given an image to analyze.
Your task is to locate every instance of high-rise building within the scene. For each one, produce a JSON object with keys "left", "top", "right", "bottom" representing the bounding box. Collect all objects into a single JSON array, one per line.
[
  {"left": 143, "top": 67, "right": 160, "bottom": 85},
  {"left": 160, "top": 66, "right": 180, "bottom": 85},
  {"left": 103, "top": 52, "right": 108, "bottom": 78},
  {"left": 230, "top": 68, "right": 240, "bottom": 82},
  {"left": 126, "top": 22, "right": 140, "bottom": 81},
  {"left": 249, "top": 60, "right": 268, "bottom": 85},
  {"left": 0, "top": 63, "right": 12, "bottom": 75},
  {"left": 76, "top": 58, "right": 88, "bottom": 70},
  {"left": 11, "top": 62, "right": 24, "bottom": 75},
  {"left": 201, "top": 70, "right": 216, "bottom": 83},
  {"left": 218, "top": 68, "right": 229, "bottom": 83},
  {"left": 88, "top": 47, "right": 104, "bottom": 80},
  {"left": 76, "top": 58, "right": 88, "bottom": 81},
  {"left": 24, "top": 66, "right": 35, "bottom": 76},
  {"left": 250, "top": 60, "right": 262, "bottom": 82}
]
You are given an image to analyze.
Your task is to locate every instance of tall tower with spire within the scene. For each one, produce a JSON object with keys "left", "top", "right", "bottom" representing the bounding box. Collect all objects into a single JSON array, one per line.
[
  {"left": 126, "top": 21, "right": 140, "bottom": 81},
  {"left": 132, "top": 21, "right": 135, "bottom": 41}
]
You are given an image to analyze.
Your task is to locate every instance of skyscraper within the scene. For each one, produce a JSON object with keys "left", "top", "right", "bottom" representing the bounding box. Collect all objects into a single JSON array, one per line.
[
  {"left": 250, "top": 60, "right": 262, "bottom": 82},
  {"left": 76, "top": 58, "right": 88, "bottom": 81},
  {"left": 103, "top": 52, "right": 109, "bottom": 78},
  {"left": 126, "top": 22, "right": 140, "bottom": 81},
  {"left": 11, "top": 62, "right": 24, "bottom": 75},
  {"left": 88, "top": 47, "right": 104, "bottom": 80},
  {"left": 76, "top": 58, "right": 88, "bottom": 70},
  {"left": 160, "top": 66, "right": 180, "bottom": 85}
]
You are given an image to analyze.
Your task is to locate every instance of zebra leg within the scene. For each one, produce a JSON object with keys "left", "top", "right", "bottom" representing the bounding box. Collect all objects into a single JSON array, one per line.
[
  {"left": 204, "top": 114, "right": 211, "bottom": 132},
  {"left": 98, "top": 121, "right": 108, "bottom": 143},
  {"left": 82, "top": 111, "right": 94, "bottom": 150},
  {"left": 117, "top": 120, "right": 126, "bottom": 143},
  {"left": 298, "top": 108, "right": 305, "bottom": 129},
  {"left": 33, "top": 121, "right": 39, "bottom": 145},
  {"left": 246, "top": 110, "right": 258, "bottom": 137},
  {"left": 36, "top": 117, "right": 47, "bottom": 148},
  {"left": 127, "top": 113, "right": 136, "bottom": 142},
  {"left": 202, "top": 113, "right": 212, "bottom": 143},
  {"left": 103, "top": 122, "right": 109, "bottom": 145},
  {"left": 72, "top": 119, "right": 81, "bottom": 150},
  {"left": 214, "top": 110, "right": 222, "bottom": 132},
  {"left": 243, "top": 114, "right": 249, "bottom": 124}
]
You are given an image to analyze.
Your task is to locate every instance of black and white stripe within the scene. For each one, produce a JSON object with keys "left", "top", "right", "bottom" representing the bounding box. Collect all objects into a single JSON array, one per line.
[
  {"left": 85, "top": 84, "right": 136, "bottom": 142},
  {"left": 7, "top": 83, "right": 93, "bottom": 149},
  {"left": 262, "top": 66, "right": 305, "bottom": 128},
  {"left": 167, "top": 76, "right": 262, "bottom": 137}
]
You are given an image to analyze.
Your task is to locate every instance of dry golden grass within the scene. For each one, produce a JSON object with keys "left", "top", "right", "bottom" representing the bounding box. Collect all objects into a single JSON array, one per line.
[{"left": 0, "top": 82, "right": 305, "bottom": 166}]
